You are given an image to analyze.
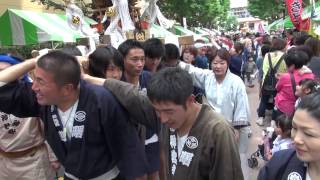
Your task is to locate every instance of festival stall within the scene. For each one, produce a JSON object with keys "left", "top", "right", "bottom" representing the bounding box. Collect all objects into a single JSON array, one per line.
[{"left": 0, "top": 9, "right": 96, "bottom": 46}]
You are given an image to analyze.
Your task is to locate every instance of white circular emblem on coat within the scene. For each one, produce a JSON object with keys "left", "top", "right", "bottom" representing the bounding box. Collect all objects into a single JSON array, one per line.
[
  {"left": 75, "top": 111, "right": 86, "bottom": 122},
  {"left": 186, "top": 136, "right": 198, "bottom": 149},
  {"left": 287, "top": 172, "right": 302, "bottom": 180}
]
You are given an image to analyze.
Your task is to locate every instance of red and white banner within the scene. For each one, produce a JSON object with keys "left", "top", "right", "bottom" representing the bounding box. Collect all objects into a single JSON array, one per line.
[{"left": 286, "top": 0, "right": 303, "bottom": 30}]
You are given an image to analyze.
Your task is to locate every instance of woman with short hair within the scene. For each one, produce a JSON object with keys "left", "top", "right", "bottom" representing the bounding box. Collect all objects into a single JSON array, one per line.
[{"left": 178, "top": 48, "right": 251, "bottom": 179}]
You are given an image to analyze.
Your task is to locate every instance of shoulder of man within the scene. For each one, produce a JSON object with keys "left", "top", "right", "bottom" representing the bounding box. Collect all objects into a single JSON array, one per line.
[
  {"left": 140, "top": 70, "right": 152, "bottom": 88},
  {"left": 201, "top": 104, "right": 232, "bottom": 129},
  {"left": 81, "top": 80, "right": 116, "bottom": 102}
]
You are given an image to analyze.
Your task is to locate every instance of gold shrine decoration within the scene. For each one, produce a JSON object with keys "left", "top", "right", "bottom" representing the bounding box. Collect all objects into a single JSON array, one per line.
[
  {"left": 126, "top": 29, "right": 150, "bottom": 42},
  {"left": 105, "top": 6, "right": 116, "bottom": 17},
  {"left": 135, "top": 31, "right": 146, "bottom": 41},
  {"left": 72, "top": 15, "right": 81, "bottom": 25}
]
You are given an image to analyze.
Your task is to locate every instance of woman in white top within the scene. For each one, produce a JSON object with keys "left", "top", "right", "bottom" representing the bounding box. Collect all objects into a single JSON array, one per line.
[{"left": 179, "top": 48, "right": 251, "bottom": 179}]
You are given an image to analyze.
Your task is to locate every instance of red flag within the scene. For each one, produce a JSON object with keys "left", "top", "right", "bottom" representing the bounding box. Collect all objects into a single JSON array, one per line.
[{"left": 286, "top": 0, "right": 303, "bottom": 30}]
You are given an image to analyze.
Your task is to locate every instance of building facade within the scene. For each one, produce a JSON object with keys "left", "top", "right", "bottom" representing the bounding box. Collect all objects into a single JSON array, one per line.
[{"left": 230, "top": 0, "right": 266, "bottom": 32}]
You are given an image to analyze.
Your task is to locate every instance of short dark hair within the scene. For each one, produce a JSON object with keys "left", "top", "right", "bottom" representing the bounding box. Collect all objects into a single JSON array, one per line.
[
  {"left": 118, "top": 39, "right": 144, "bottom": 58},
  {"left": 276, "top": 114, "right": 292, "bottom": 137},
  {"left": 143, "top": 38, "right": 165, "bottom": 59},
  {"left": 61, "top": 46, "right": 82, "bottom": 56},
  {"left": 162, "top": 44, "right": 180, "bottom": 67},
  {"left": 285, "top": 49, "right": 308, "bottom": 69},
  {"left": 164, "top": 44, "right": 180, "bottom": 60},
  {"left": 270, "top": 38, "right": 286, "bottom": 51},
  {"left": 305, "top": 37, "right": 320, "bottom": 57},
  {"left": 147, "top": 67, "right": 194, "bottom": 107},
  {"left": 297, "top": 92, "right": 320, "bottom": 120},
  {"left": 234, "top": 42, "right": 244, "bottom": 54},
  {"left": 88, "top": 46, "right": 123, "bottom": 78},
  {"left": 262, "top": 35, "right": 271, "bottom": 45},
  {"left": 37, "top": 51, "right": 81, "bottom": 88},
  {"left": 295, "top": 45, "right": 313, "bottom": 63},
  {"left": 205, "top": 46, "right": 218, "bottom": 66},
  {"left": 215, "top": 48, "right": 231, "bottom": 65},
  {"left": 294, "top": 32, "right": 311, "bottom": 46},
  {"left": 261, "top": 45, "right": 270, "bottom": 57},
  {"left": 299, "top": 78, "right": 319, "bottom": 95}
]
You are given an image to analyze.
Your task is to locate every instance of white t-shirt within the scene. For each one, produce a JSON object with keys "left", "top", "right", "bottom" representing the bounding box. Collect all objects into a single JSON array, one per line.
[
  {"left": 306, "top": 171, "right": 311, "bottom": 180},
  {"left": 0, "top": 82, "right": 5, "bottom": 87},
  {"left": 57, "top": 100, "right": 79, "bottom": 140},
  {"left": 177, "top": 134, "right": 188, "bottom": 156},
  {"left": 271, "top": 135, "right": 293, "bottom": 154}
]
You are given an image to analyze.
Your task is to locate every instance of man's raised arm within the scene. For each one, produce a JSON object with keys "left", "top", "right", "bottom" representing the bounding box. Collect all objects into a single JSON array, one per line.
[
  {"left": 0, "top": 59, "right": 36, "bottom": 83},
  {"left": 103, "top": 79, "right": 160, "bottom": 132}
]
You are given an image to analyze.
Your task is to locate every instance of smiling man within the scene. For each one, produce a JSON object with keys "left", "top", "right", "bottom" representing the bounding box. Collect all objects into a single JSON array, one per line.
[
  {"left": 0, "top": 51, "right": 147, "bottom": 180},
  {"left": 0, "top": 55, "right": 58, "bottom": 180},
  {"left": 98, "top": 67, "right": 243, "bottom": 180}
]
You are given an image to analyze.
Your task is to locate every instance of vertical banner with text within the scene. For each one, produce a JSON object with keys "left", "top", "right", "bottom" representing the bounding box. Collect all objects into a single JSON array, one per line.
[{"left": 286, "top": 0, "right": 303, "bottom": 30}]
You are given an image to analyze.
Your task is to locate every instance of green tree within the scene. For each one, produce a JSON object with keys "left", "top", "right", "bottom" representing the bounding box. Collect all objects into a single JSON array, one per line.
[
  {"left": 159, "top": 0, "right": 230, "bottom": 28},
  {"left": 248, "top": 0, "right": 317, "bottom": 21},
  {"left": 222, "top": 15, "right": 238, "bottom": 31},
  {"left": 247, "top": 0, "right": 284, "bottom": 21}
]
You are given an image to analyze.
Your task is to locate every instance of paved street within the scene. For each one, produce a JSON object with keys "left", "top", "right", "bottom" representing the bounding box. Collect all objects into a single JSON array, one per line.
[{"left": 245, "top": 80, "right": 270, "bottom": 180}]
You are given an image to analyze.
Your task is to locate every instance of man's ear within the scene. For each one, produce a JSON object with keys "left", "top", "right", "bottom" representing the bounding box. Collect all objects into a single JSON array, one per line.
[
  {"left": 187, "top": 94, "right": 196, "bottom": 104},
  {"left": 61, "top": 84, "right": 75, "bottom": 96},
  {"left": 304, "top": 88, "right": 311, "bottom": 95}
]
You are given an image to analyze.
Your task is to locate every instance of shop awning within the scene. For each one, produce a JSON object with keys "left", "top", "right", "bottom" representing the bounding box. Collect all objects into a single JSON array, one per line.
[
  {"left": 0, "top": 9, "right": 97, "bottom": 46},
  {"left": 174, "top": 25, "right": 208, "bottom": 42},
  {"left": 150, "top": 24, "right": 180, "bottom": 46},
  {"left": 174, "top": 25, "right": 197, "bottom": 36},
  {"left": 150, "top": 23, "right": 176, "bottom": 38},
  {"left": 194, "top": 27, "right": 210, "bottom": 36}
]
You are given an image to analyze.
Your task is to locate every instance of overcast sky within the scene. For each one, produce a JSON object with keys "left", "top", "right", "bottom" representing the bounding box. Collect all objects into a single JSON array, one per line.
[{"left": 230, "top": 0, "right": 248, "bottom": 8}]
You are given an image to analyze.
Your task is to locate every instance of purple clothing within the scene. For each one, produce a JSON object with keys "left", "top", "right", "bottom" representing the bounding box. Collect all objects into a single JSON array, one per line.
[{"left": 275, "top": 69, "right": 314, "bottom": 115}]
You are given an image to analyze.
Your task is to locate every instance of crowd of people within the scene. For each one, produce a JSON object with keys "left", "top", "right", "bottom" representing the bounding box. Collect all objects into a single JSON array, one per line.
[{"left": 0, "top": 29, "right": 320, "bottom": 180}]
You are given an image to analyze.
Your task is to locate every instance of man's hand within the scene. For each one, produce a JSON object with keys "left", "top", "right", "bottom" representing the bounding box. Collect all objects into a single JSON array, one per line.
[
  {"left": 234, "top": 129, "right": 240, "bottom": 142},
  {"left": 50, "top": 160, "right": 61, "bottom": 171},
  {"left": 76, "top": 56, "right": 89, "bottom": 74}
]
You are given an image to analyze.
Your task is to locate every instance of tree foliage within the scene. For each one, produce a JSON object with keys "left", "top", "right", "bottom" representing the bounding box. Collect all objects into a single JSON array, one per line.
[
  {"left": 248, "top": 0, "right": 316, "bottom": 21},
  {"left": 247, "top": 0, "right": 284, "bottom": 21},
  {"left": 223, "top": 15, "right": 238, "bottom": 31},
  {"left": 159, "top": 0, "right": 230, "bottom": 28}
]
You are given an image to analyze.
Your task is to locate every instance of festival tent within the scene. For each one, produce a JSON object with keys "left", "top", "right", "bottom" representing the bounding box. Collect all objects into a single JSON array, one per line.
[
  {"left": 150, "top": 23, "right": 176, "bottom": 38},
  {"left": 174, "top": 25, "right": 197, "bottom": 36},
  {"left": 268, "top": 18, "right": 294, "bottom": 31},
  {"left": 194, "top": 27, "right": 210, "bottom": 36},
  {"left": 150, "top": 24, "right": 179, "bottom": 46},
  {"left": 267, "top": 19, "right": 283, "bottom": 31},
  {"left": 174, "top": 25, "right": 206, "bottom": 41},
  {"left": 0, "top": 9, "right": 97, "bottom": 46},
  {"left": 202, "top": 28, "right": 220, "bottom": 36}
]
